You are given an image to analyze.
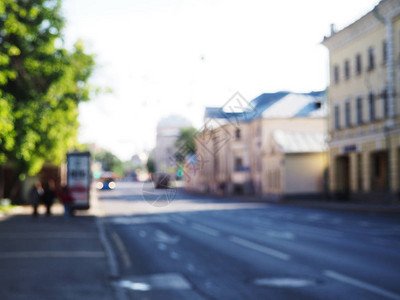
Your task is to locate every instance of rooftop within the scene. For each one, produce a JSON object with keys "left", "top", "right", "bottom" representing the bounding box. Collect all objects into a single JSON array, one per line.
[
  {"left": 272, "top": 130, "right": 327, "bottom": 154},
  {"left": 205, "top": 91, "right": 326, "bottom": 122}
]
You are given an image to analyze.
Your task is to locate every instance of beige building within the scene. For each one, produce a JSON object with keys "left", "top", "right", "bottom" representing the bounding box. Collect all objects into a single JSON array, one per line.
[
  {"left": 154, "top": 115, "right": 192, "bottom": 175},
  {"left": 263, "top": 130, "right": 327, "bottom": 199},
  {"left": 186, "top": 91, "right": 327, "bottom": 199},
  {"left": 322, "top": 0, "right": 400, "bottom": 202}
]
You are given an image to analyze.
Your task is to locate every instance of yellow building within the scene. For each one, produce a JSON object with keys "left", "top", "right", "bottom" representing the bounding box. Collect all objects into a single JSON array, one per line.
[{"left": 322, "top": 0, "right": 400, "bottom": 202}]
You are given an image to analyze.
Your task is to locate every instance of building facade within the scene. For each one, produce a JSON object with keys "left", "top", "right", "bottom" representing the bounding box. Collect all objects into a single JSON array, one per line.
[
  {"left": 322, "top": 0, "right": 400, "bottom": 202},
  {"left": 186, "top": 91, "right": 327, "bottom": 200}
]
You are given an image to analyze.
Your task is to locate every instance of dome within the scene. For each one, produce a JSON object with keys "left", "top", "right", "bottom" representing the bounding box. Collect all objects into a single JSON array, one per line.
[{"left": 157, "top": 115, "right": 192, "bottom": 128}]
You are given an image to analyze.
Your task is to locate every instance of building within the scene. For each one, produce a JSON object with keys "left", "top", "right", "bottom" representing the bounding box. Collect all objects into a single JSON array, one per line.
[
  {"left": 187, "top": 91, "right": 327, "bottom": 199},
  {"left": 322, "top": 0, "right": 400, "bottom": 202},
  {"left": 154, "top": 115, "right": 192, "bottom": 175},
  {"left": 263, "top": 130, "right": 327, "bottom": 199}
]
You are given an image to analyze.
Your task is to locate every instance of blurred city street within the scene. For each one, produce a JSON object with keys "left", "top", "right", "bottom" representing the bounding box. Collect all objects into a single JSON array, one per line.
[
  {"left": 99, "top": 182, "right": 400, "bottom": 300},
  {"left": 2, "top": 1, "right": 400, "bottom": 299}
]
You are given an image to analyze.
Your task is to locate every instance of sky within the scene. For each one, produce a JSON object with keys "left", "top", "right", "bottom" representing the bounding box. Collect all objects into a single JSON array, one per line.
[{"left": 62, "top": 0, "right": 381, "bottom": 161}]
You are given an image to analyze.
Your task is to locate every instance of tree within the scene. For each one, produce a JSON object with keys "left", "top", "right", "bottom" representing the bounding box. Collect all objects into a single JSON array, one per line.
[
  {"left": 0, "top": 0, "right": 95, "bottom": 187},
  {"left": 146, "top": 156, "right": 155, "bottom": 174},
  {"left": 174, "top": 127, "right": 198, "bottom": 163},
  {"left": 92, "top": 149, "right": 124, "bottom": 176}
]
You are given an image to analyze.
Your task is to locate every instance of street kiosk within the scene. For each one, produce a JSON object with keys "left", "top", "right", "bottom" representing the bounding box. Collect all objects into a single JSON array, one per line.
[{"left": 67, "top": 151, "right": 91, "bottom": 210}]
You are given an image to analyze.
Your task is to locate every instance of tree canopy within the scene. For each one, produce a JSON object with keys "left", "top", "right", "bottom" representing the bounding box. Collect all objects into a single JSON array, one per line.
[
  {"left": 0, "top": 0, "right": 95, "bottom": 177},
  {"left": 92, "top": 149, "right": 124, "bottom": 176},
  {"left": 174, "top": 127, "right": 198, "bottom": 163}
]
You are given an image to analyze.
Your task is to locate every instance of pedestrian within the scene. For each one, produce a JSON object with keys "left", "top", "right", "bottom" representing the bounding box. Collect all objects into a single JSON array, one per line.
[
  {"left": 42, "top": 179, "right": 56, "bottom": 217},
  {"left": 30, "top": 181, "right": 44, "bottom": 218},
  {"left": 58, "top": 185, "right": 74, "bottom": 218}
]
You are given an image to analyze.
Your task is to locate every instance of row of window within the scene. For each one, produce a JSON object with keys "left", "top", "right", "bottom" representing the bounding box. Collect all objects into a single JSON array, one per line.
[
  {"left": 333, "top": 40, "right": 387, "bottom": 84},
  {"left": 333, "top": 90, "right": 389, "bottom": 129}
]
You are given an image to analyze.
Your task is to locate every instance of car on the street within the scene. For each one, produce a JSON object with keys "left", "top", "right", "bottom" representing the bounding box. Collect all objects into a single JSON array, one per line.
[{"left": 96, "top": 172, "right": 116, "bottom": 190}]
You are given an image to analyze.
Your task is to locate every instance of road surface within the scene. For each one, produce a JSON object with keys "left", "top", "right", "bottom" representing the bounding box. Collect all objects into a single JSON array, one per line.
[{"left": 99, "top": 182, "right": 400, "bottom": 300}]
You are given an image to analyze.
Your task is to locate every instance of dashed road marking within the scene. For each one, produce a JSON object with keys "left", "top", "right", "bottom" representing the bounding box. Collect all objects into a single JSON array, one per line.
[
  {"left": 169, "top": 215, "right": 186, "bottom": 225},
  {"left": 229, "top": 236, "right": 291, "bottom": 261},
  {"left": 324, "top": 270, "right": 400, "bottom": 300},
  {"left": 154, "top": 230, "right": 180, "bottom": 244},
  {"left": 190, "top": 223, "right": 220, "bottom": 237},
  {"left": 286, "top": 222, "right": 343, "bottom": 238}
]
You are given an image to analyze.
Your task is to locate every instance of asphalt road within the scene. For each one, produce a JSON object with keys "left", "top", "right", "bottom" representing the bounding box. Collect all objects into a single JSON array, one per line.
[{"left": 99, "top": 182, "right": 400, "bottom": 300}]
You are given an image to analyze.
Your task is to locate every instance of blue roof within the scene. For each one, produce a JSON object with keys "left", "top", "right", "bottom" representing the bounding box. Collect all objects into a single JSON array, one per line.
[
  {"left": 250, "top": 92, "right": 289, "bottom": 118},
  {"left": 294, "top": 102, "right": 319, "bottom": 117},
  {"left": 205, "top": 90, "right": 326, "bottom": 122}
]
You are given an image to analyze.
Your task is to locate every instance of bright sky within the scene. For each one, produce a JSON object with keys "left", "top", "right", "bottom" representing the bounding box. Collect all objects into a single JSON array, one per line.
[{"left": 62, "top": 0, "right": 380, "bottom": 161}]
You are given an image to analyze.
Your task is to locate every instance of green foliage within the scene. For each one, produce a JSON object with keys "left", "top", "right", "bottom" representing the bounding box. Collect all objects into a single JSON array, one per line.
[
  {"left": 92, "top": 149, "right": 124, "bottom": 176},
  {"left": 174, "top": 127, "right": 198, "bottom": 162},
  {"left": 146, "top": 156, "right": 155, "bottom": 174},
  {"left": 0, "top": 0, "right": 95, "bottom": 176}
]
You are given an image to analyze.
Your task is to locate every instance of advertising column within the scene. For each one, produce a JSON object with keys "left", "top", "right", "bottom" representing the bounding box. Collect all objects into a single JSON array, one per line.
[{"left": 67, "top": 152, "right": 91, "bottom": 210}]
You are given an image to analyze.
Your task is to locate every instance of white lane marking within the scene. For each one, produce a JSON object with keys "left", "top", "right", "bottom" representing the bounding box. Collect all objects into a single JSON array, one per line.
[
  {"left": 117, "top": 281, "right": 151, "bottom": 291},
  {"left": 110, "top": 216, "right": 168, "bottom": 225},
  {"left": 286, "top": 222, "right": 343, "bottom": 238},
  {"left": 255, "top": 228, "right": 295, "bottom": 240},
  {"left": 117, "top": 273, "right": 191, "bottom": 291},
  {"left": 324, "top": 270, "right": 400, "bottom": 300},
  {"left": 228, "top": 236, "right": 291, "bottom": 261},
  {"left": 170, "top": 215, "right": 186, "bottom": 224},
  {"left": 0, "top": 251, "right": 105, "bottom": 258},
  {"left": 154, "top": 230, "right": 180, "bottom": 244},
  {"left": 111, "top": 231, "right": 132, "bottom": 268},
  {"left": 190, "top": 223, "right": 220, "bottom": 237},
  {"left": 254, "top": 277, "right": 317, "bottom": 287}
]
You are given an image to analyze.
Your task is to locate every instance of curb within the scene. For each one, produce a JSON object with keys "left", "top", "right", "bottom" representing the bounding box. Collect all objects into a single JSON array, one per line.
[
  {"left": 181, "top": 189, "right": 400, "bottom": 214},
  {"left": 92, "top": 189, "right": 129, "bottom": 300}
]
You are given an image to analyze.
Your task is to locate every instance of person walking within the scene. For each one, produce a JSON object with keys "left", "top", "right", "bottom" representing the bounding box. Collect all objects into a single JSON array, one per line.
[
  {"left": 58, "top": 185, "right": 74, "bottom": 218},
  {"left": 42, "top": 179, "right": 56, "bottom": 217},
  {"left": 30, "top": 181, "right": 44, "bottom": 218}
]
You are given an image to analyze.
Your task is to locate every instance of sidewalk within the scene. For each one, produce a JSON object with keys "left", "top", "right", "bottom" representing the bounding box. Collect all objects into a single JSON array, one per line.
[{"left": 0, "top": 200, "right": 114, "bottom": 300}]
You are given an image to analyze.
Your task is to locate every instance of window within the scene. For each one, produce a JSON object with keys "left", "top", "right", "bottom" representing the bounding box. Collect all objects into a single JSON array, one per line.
[
  {"left": 356, "top": 54, "right": 362, "bottom": 75},
  {"left": 368, "top": 92, "right": 375, "bottom": 121},
  {"left": 345, "top": 101, "right": 351, "bottom": 127},
  {"left": 368, "top": 47, "right": 375, "bottom": 71},
  {"left": 334, "top": 105, "right": 340, "bottom": 129},
  {"left": 381, "top": 88, "right": 388, "bottom": 119},
  {"left": 356, "top": 96, "right": 363, "bottom": 125},
  {"left": 382, "top": 40, "right": 387, "bottom": 64},
  {"left": 235, "top": 128, "right": 241, "bottom": 140},
  {"left": 234, "top": 157, "right": 243, "bottom": 170},
  {"left": 344, "top": 60, "right": 350, "bottom": 80},
  {"left": 334, "top": 65, "right": 340, "bottom": 84}
]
